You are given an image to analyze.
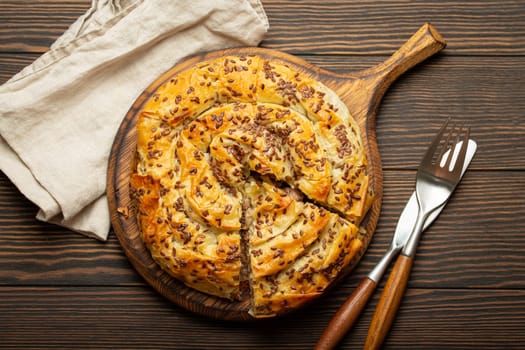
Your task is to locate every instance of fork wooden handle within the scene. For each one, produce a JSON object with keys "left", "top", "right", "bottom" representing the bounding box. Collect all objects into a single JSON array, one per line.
[
  {"left": 314, "top": 277, "right": 377, "bottom": 350},
  {"left": 364, "top": 255, "right": 414, "bottom": 350}
]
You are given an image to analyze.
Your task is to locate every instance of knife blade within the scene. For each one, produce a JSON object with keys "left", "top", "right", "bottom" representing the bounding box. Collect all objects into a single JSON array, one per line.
[{"left": 314, "top": 139, "right": 477, "bottom": 350}]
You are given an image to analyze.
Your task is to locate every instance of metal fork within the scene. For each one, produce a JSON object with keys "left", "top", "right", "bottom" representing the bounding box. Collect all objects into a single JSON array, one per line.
[
  {"left": 404, "top": 119, "right": 470, "bottom": 259},
  {"left": 363, "top": 119, "right": 471, "bottom": 350}
]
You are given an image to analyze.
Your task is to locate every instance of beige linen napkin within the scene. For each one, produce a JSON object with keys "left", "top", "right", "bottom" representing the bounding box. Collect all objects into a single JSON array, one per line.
[{"left": 0, "top": 0, "right": 269, "bottom": 240}]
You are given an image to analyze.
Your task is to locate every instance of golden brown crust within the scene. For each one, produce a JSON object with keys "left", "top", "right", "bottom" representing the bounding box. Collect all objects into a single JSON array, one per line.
[{"left": 131, "top": 55, "right": 373, "bottom": 316}]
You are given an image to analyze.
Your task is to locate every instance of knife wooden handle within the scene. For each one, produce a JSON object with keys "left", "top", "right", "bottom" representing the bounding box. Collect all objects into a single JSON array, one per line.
[
  {"left": 364, "top": 255, "right": 414, "bottom": 350},
  {"left": 314, "top": 277, "right": 377, "bottom": 350}
]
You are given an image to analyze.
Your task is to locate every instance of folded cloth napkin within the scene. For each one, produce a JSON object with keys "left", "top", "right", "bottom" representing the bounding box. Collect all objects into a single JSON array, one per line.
[{"left": 0, "top": 0, "right": 269, "bottom": 240}]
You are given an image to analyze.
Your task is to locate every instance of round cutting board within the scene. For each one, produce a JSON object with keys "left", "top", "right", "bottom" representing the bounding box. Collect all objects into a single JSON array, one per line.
[{"left": 107, "top": 24, "right": 445, "bottom": 320}]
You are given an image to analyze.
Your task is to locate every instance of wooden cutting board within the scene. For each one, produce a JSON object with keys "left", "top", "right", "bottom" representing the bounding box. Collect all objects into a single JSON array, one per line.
[{"left": 107, "top": 23, "right": 446, "bottom": 320}]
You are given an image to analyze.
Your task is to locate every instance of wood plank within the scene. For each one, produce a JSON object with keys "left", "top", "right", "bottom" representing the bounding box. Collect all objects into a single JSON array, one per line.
[
  {"left": 0, "top": 0, "right": 90, "bottom": 52},
  {"left": 261, "top": 0, "right": 525, "bottom": 55},
  {"left": 1, "top": 170, "right": 524, "bottom": 290},
  {"left": 0, "top": 174, "right": 142, "bottom": 286},
  {"left": 0, "top": 286, "right": 523, "bottom": 349},
  {"left": 0, "top": 53, "right": 40, "bottom": 83},
  {"left": 319, "top": 287, "right": 525, "bottom": 350},
  {"left": 2, "top": 54, "right": 524, "bottom": 170},
  {"left": 1, "top": 1, "right": 524, "bottom": 55}
]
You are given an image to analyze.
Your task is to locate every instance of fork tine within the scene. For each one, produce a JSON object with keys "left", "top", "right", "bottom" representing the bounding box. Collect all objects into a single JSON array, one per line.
[
  {"left": 442, "top": 122, "right": 460, "bottom": 171},
  {"left": 438, "top": 122, "right": 456, "bottom": 169},
  {"left": 421, "top": 118, "right": 450, "bottom": 167},
  {"left": 451, "top": 126, "right": 471, "bottom": 176}
]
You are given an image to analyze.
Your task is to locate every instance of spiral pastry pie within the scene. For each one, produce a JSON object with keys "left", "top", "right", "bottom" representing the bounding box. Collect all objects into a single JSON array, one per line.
[{"left": 130, "top": 55, "right": 374, "bottom": 317}]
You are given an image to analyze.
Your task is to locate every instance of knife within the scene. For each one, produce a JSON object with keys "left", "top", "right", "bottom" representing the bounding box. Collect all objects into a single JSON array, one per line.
[{"left": 314, "top": 139, "right": 477, "bottom": 350}]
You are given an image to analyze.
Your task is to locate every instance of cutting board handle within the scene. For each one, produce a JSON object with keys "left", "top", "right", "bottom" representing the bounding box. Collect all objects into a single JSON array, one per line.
[
  {"left": 361, "top": 23, "right": 445, "bottom": 86},
  {"left": 334, "top": 23, "right": 446, "bottom": 123}
]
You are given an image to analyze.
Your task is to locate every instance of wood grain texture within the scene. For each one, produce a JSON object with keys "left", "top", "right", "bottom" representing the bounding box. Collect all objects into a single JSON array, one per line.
[
  {"left": 1, "top": 1, "right": 524, "bottom": 55},
  {"left": 261, "top": 0, "right": 525, "bottom": 55},
  {"left": 0, "top": 54, "right": 40, "bottom": 82},
  {"left": 0, "top": 0, "right": 90, "bottom": 52},
  {"left": 315, "top": 287, "right": 525, "bottom": 350},
  {"left": 1, "top": 0, "right": 524, "bottom": 348},
  {"left": 0, "top": 286, "right": 524, "bottom": 350}
]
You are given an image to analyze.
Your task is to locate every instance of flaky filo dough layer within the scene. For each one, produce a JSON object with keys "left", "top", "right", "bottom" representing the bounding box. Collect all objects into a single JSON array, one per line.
[{"left": 130, "top": 55, "right": 373, "bottom": 317}]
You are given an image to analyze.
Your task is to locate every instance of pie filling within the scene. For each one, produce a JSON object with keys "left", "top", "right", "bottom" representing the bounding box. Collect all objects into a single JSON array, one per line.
[{"left": 130, "top": 55, "right": 373, "bottom": 318}]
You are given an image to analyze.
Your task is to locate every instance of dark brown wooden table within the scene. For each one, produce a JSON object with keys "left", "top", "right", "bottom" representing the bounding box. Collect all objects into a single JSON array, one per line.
[{"left": 1, "top": 1, "right": 524, "bottom": 349}]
